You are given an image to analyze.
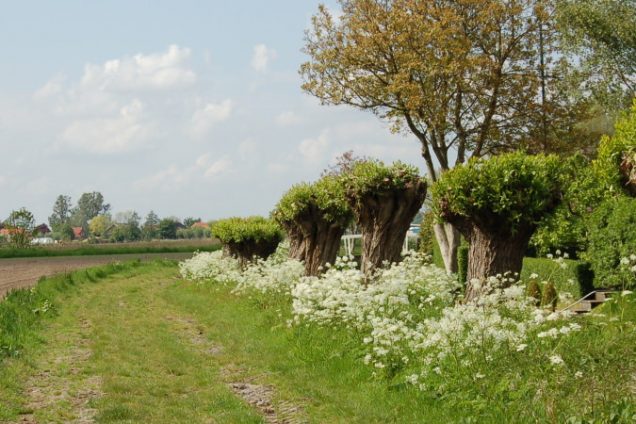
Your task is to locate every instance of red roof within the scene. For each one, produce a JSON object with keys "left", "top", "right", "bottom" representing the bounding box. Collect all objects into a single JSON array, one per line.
[
  {"left": 191, "top": 221, "right": 209, "bottom": 229},
  {"left": 72, "top": 227, "right": 84, "bottom": 238}
]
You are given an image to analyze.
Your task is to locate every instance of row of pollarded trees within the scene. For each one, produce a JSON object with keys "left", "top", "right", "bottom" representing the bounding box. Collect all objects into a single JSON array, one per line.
[
  {"left": 213, "top": 153, "right": 569, "bottom": 301},
  {"left": 214, "top": 160, "right": 427, "bottom": 276}
]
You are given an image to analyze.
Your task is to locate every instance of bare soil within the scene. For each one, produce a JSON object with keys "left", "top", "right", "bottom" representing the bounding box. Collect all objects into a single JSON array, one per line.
[{"left": 0, "top": 253, "right": 192, "bottom": 297}]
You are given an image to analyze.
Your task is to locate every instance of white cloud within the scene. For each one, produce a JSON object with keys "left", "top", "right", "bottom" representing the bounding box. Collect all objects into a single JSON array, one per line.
[
  {"left": 267, "top": 162, "right": 288, "bottom": 174},
  {"left": 298, "top": 130, "right": 330, "bottom": 163},
  {"left": 190, "top": 99, "right": 233, "bottom": 138},
  {"left": 204, "top": 157, "right": 233, "bottom": 179},
  {"left": 61, "top": 99, "right": 153, "bottom": 154},
  {"left": 275, "top": 111, "right": 301, "bottom": 127},
  {"left": 34, "top": 78, "right": 64, "bottom": 100},
  {"left": 238, "top": 138, "right": 258, "bottom": 159},
  {"left": 80, "top": 44, "right": 196, "bottom": 91},
  {"left": 251, "top": 44, "right": 277, "bottom": 72},
  {"left": 0, "top": 175, "right": 7, "bottom": 187},
  {"left": 134, "top": 153, "right": 233, "bottom": 191}
]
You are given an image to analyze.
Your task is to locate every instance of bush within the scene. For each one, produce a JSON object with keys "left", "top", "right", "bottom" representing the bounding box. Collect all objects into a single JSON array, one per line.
[
  {"left": 212, "top": 217, "right": 282, "bottom": 264},
  {"left": 586, "top": 197, "right": 636, "bottom": 289},
  {"left": 457, "top": 245, "right": 468, "bottom": 285},
  {"left": 418, "top": 210, "right": 435, "bottom": 256},
  {"left": 541, "top": 282, "right": 558, "bottom": 311}
]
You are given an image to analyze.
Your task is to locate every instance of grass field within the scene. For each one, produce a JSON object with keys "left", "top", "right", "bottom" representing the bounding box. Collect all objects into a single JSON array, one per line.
[
  {"left": 0, "top": 260, "right": 634, "bottom": 423},
  {"left": 0, "top": 239, "right": 220, "bottom": 259}
]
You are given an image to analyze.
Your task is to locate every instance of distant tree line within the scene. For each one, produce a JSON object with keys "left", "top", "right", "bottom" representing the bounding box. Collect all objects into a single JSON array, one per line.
[{"left": 1, "top": 191, "right": 212, "bottom": 246}]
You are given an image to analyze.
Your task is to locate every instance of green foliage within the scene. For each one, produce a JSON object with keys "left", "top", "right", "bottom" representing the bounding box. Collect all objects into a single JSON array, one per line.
[
  {"left": 530, "top": 154, "right": 591, "bottom": 257},
  {"left": 593, "top": 101, "right": 636, "bottom": 195},
  {"left": 212, "top": 217, "right": 282, "bottom": 245},
  {"left": 586, "top": 197, "right": 636, "bottom": 288},
  {"left": 541, "top": 282, "right": 558, "bottom": 311},
  {"left": 48, "top": 195, "right": 72, "bottom": 231},
  {"left": 273, "top": 176, "right": 352, "bottom": 225},
  {"left": 526, "top": 279, "right": 542, "bottom": 306},
  {"left": 158, "top": 219, "right": 179, "bottom": 240},
  {"left": 557, "top": 0, "right": 636, "bottom": 110},
  {"left": 418, "top": 210, "right": 435, "bottom": 256},
  {"left": 433, "top": 152, "right": 564, "bottom": 233},
  {"left": 341, "top": 160, "right": 425, "bottom": 202},
  {"left": 457, "top": 245, "right": 468, "bottom": 285},
  {"left": 109, "top": 223, "right": 142, "bottom": 243},
  {"left": 4, "top": 208, "right": 36, "bottom": 248}
]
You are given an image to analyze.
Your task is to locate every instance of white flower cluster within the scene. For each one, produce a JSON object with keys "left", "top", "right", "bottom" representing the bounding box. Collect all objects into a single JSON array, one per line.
[
  {"left": 178, "top": 250, "right": 242, "bottom": 283},
  {"left": 179, "top": 245, "right": 304, "bottom": 295},
  {"left": 291, "top": 252, "right": 459, "bottom": 329},
  {"left": 620, "top": 253, "right": 636, "bottom": 274},
  {"left": 234, "top": 256, "right": 305, "bottom": 295},
  {"left": 180, "top": 248, "right": 583, "bottom": 389},
  {"left": 292, "top": 253, "right": 460, "bottom": 372}
]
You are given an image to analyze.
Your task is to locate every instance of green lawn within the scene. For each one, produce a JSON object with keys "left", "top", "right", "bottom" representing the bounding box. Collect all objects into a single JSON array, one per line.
[{"left": 0, "top": 261, "right": 634, "bottom": 423}]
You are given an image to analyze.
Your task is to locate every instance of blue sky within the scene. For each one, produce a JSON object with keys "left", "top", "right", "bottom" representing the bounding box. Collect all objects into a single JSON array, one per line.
[{"left": 0, "top": 1, "right": 423, "bottom": 224}]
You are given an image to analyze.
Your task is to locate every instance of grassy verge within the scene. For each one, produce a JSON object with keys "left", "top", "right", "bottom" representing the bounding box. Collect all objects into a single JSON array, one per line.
[
  {"left": 1, "top": 261, "right": 634, "bottom": 422},
  {"left": 0, "top": 241, "right": 220, "bottom": 259}
]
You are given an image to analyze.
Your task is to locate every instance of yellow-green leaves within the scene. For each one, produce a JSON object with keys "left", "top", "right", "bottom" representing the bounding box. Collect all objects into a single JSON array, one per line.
[
  {"left": 211, "top": 217, "right": 282, "bottom": 244},
  {"left": 432, "top": 152, "right": 564, "bottom": 232}
]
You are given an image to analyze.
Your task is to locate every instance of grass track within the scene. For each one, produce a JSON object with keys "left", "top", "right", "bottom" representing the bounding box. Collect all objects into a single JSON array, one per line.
[{"left": 0, "top": 261, "right": 456, "bottom": 423}]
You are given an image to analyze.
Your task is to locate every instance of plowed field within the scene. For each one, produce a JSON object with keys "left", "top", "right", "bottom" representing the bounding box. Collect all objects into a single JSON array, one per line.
[{"left": 0, "top": 253, "right": 191, "bottom": 296}]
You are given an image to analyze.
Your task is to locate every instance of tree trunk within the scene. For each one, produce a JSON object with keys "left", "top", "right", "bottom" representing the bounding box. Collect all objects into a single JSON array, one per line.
[
  {"left": 464, "top": 225, "right": 531, "bottom": 302},
  {"left": 226, "top": 238, "right": 281, "bottom": 269},
  {"left": 350, "top": 183, "right": 426, "bottom": 275},
  {"left": 285, "top": 225, "right": 307, "bottom": 261},
  {"left": 299, "top": 220, "right": 346, "bottom": 276},
  {"left": 433, "top": 222, "right": 460, "bottom": 274},
  {"left": 283, "top": 207, "right": 348, "bottom": 276}
]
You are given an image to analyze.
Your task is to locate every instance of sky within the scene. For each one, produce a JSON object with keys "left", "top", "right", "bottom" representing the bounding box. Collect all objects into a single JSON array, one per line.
[{"left": 0, "top": 0, "right": 424, "bottom": 224}]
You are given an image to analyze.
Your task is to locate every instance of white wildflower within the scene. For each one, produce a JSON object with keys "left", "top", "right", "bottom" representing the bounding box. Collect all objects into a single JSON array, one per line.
[{"left": 549, "top": 354, "right": 564, "bottom": 366}]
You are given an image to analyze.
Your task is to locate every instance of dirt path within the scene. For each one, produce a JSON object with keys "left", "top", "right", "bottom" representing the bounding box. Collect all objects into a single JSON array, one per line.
[{"left": 0, "top": 253, "right": 192, "bottom": 297}]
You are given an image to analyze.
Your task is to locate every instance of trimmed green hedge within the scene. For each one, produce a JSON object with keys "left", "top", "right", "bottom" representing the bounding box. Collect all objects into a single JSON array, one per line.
[
  {"left": 211, "top": 217, "right": 282, "bottom": 244},
  {"left": 521, "top": 257, "right": 594, "bottom": 299}
]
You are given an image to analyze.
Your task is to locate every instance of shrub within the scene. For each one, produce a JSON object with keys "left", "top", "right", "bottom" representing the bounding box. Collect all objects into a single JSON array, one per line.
[
  {"left": 273, "top": 176, "right": 352, "bottom": 275},
  {"left": 541, "top": 282, "right": 558, "bottom": 311},
  {"left": 586, "top": 197, "right": 636, "bottom": 288},
  {"left": 526, "top": 279, "right": 542, "bottom": 306},
  {"left": 212, "top": 217, "right": 282, "bottom": 265},
  {"left": 433, "top": 152, "right": 564, "bottom": 300},
  {"left": 418, "top": 210, "right": 435, "bottom": 256},
  {"left": 457, "top": 245, "right": 468, "bottom": 285},
  {"left": 341, "top": 160, "right": 427, "bottom": 274}
]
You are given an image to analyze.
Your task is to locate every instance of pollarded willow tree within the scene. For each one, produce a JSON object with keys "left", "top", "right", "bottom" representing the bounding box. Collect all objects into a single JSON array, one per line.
[
  {"left": 211, "top": 217, "right": 282, "bottom": 267},
  {"left": 273, "top": 176, "right": 353, "bottom": 276},
  {"left": 342, "top": 160, "right": 427, "bottom": 275},
  {"left": 432, "top": 152, "right": 564, "bottom": 300},
  {"left": 301, "top": 0, "right": 592, "bottom": 274}
]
